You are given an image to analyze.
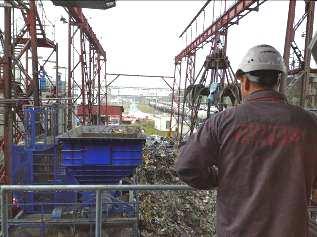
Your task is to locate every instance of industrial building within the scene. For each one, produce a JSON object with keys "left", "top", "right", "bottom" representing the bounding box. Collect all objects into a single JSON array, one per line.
[{"left": 0, "top": 0, "right": 317, "bottom": 236}]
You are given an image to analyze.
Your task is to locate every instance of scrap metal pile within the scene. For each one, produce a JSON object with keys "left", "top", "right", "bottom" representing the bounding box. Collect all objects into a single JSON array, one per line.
[
  {"left": 136, "top": 136, "right": 216, "bottom": 236},
  {"left": 59, "top": 125, "right": 144, "bottom": 138}
]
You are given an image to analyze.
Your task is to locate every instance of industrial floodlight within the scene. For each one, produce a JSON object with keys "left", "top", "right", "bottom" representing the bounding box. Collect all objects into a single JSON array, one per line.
[
  {"left": 309, "top": 31, "right": 317, "bottom": 64},
  {"left": 52, "top": 0, "right": 116, "bottom": 10}
]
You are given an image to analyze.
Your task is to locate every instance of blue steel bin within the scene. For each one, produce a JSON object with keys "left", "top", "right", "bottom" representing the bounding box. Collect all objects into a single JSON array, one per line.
[{"left": 57, "top": 125, "right": 145, "bottom": 184}]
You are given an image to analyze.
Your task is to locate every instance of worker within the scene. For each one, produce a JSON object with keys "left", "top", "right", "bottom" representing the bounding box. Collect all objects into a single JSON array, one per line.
[{"left": 175, "top": 44, "right": 317, "bottom": 237}]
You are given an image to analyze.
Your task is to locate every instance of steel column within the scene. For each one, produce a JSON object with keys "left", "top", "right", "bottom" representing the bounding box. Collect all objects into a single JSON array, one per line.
[
  {"left": 95, "top": 190, "right": 103, "bottom": 237},
  {"left": 301, "top": 0, "right": 315, "bottom": 107},
  {"left": 282, "top": 0, "right": 296, "bottom": 94},
  {"left": 97, "top": 54, "right": 101, "bottom": 125},
  {"left": 183, "top": 54, "right": 196, "bottom": 137},
  {"left": 87, "top": 44, "right": 91, "bottom": 124},
  {"left": 3, "top": 0, "right": 13, "bottom": 186},
  {"left": 283, "top": 0, "right": 315, "bottom": 106},
  {"left": 105, "top": 63, "right": 108, "bottom": 125},
  {"left": 168, "top": 72, "right": 176, "bottom": 137},
  {"left": 55, "top": 43, "right": 59, "bottom": 98},
  {"left": 28, "top": 0, "right": 40, "bottom": 106},
  {"left": 67, "top": 16, "right": 72, "bottom": 129},
  {"left": 80, "top": 30, "right": 86, "bottom": 125},
  {"left": 26, "top": 47, "right": 28, "bottom": 75},
  {"left": 175, "top": 63, "right": 182, "bottom": 140},
  {"left": 1, "top": 189, "right": 8, "bottom": 237}
]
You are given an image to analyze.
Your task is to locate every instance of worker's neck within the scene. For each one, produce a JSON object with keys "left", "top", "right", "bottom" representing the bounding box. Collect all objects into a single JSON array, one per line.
[{"left": 247, "top": 87, "right": 275, "bottom": 97}]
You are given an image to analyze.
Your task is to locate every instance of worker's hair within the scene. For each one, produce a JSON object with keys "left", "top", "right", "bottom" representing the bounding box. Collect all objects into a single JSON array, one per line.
[{"left": 248, "top": 70, "right": 280, "bottom": 88}]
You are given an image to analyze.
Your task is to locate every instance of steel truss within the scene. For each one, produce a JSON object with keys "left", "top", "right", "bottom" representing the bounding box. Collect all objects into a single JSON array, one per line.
[
  {"left": 1, "top": 0, "right": 58, "bottom": 185},
  {"left": 283, "top": 0, "right": 316, "bottom": 107},
  {"left": 66, "top": 7, "right": 106, "bottom": 129}
]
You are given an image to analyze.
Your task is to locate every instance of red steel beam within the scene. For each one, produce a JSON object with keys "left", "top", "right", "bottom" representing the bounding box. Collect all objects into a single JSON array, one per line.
[
  {"left": 283, "top": 0, "right": 296, "bottom": 72},
  {"left": 175, "top": 0, "right": 264, "bottom": 63},
  {"left": 281, "top": 0, "right": 296, "bottom": 94},
  {"left": 28, "top": 0, "right": 40, "bottom": 106},
  {"left": 16, "top": 38, "right": 55, "bottom": 48},
  {"left": 301, "top": 0, "right": 315, "bottom": 106},
  {"left": 67, "top": 6, "right": 106, "bottom": 58},
  {"left": 80, "top": 30, "right": 87, "bottom": 125}
]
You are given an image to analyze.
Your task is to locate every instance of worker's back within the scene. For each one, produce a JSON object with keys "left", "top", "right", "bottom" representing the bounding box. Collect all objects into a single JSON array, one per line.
[
  {"left": 176, "top": 45, "right": 317, "bottom": 236},
  {"left": 216, "top": 89, "right": 317, "bottom": 236}
]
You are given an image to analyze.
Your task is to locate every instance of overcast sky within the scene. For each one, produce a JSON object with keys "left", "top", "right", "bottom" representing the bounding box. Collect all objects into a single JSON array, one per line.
[{"left": 1, "top": 1, "right": 316, "bottom": 89}]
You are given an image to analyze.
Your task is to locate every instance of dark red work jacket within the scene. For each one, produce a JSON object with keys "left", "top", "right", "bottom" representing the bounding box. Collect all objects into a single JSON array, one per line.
[{"left": 175, "top": 89, "right": 317, "bottom": 237}]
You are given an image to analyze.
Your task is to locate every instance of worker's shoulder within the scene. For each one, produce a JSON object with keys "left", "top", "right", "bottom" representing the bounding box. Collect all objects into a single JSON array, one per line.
[
  {"left": 216, "top": 104, "right": 248, "bottom": 117},
  {"left": 210, "top": 107, "right": 237, "bottom": 123},
  {"left": 280, "top": 101, "right": 316, "bottom": 118},
  {"left": 211, "top": 102, "right": 317, "bottom": 123},
  {"left": 289, "top": 104, "right": 317, "bottom": 125}
]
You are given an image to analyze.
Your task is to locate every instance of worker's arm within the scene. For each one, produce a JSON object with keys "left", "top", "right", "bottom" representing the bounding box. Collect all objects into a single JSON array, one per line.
[{"left": 175, "top": 117, "right": 219, "bottom": 190}]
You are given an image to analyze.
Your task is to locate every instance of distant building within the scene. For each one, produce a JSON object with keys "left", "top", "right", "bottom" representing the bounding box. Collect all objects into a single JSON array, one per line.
[
  {"left": 77, "top": 105, "right": 124, "bottom": 124},
  {"left": 153, "top": 114, "right": 176, "bottom": 132}
]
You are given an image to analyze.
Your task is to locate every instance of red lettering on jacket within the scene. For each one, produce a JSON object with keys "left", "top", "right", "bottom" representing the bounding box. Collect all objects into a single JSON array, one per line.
[{"left": 232, "top": 123, "right": 303, "bottom": 147}]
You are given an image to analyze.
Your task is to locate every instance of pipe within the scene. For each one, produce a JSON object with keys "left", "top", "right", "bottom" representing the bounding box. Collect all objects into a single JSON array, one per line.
[{"left": 0, "top": 184, "right": 193, "bottom": 192}]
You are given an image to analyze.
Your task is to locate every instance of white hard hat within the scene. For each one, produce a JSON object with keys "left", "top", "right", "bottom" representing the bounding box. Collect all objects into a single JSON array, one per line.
[{"left": 236, "top": 44, "right": 287, "bottom": 82}]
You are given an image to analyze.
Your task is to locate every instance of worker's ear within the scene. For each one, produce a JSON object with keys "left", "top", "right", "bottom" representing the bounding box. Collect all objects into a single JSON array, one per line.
[
  {"left": 244, "top": 77, "right": 250, "bottom": 92},
  {"left": 239, "top": 75, "right": 250, "bottom": 97}
]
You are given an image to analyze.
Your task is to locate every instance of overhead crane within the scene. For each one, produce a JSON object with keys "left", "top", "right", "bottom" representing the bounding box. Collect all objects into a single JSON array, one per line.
[{"left": 170, "top": 0, "right": 316, "bottom": 141}]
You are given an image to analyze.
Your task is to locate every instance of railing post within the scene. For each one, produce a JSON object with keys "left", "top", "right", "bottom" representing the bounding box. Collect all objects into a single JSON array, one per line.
[
  {"left": 1, "top": 188, "right": 8, "bottom": 237},
  {"left": 95, "top": 190, "right": 102, "bottom": 237},
  {"left": 134, "top": 192, "right": 140, "bottom": 237}
]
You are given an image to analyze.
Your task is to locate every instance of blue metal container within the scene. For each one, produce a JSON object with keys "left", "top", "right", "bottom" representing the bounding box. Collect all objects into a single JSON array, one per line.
[
  {"left": 11, "top": 109, "right": 145, "bottom": 215},
  {"left": 57, "top": 126, "right": 145, "bottom": 184}
]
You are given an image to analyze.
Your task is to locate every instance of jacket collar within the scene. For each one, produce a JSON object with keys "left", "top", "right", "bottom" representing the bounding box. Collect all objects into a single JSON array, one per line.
[{"left": 244, "top": 89, "right": 287, "bottom": 103}]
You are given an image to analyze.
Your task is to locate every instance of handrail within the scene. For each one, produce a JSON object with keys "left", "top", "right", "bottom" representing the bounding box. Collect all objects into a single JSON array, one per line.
[{"left": 0, "top": 184, "right": 193, "bottom": 237}]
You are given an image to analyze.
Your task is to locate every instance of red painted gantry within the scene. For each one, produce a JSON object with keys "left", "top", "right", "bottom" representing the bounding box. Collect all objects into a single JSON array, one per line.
[
  {"left": 172, "top": 0, "right": 315, "bottom": 139},
  {"left": 66, "top": 6, "right": 107, "bottom": 129},
  {"left": 175, "top": 0, "right": 264, "bottom": 63},
  {"left": 67, "top": 7, "right": 107, "bottom": 58}
]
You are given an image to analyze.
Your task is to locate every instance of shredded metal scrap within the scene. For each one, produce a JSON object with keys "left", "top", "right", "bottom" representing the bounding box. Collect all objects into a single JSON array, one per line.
[
  {"left": 136, "top": 137, "right": 216, "bottom": 237},
  {"left": 58, "top": 125, "right": 144, "bottom": 138}
]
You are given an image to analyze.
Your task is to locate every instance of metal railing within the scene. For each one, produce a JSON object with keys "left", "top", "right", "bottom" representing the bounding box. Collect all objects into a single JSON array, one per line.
[{"left": 0, "top": 184, "right": 192, "bottom": 237}]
